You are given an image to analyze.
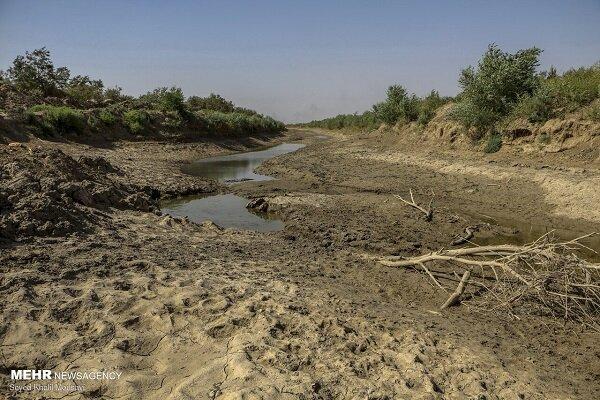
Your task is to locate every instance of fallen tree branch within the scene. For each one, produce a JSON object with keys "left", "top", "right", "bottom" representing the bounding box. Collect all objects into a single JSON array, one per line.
[
  {"left": 378, "top": 233, "right": 600, "bottom": 329},
  {"left": 441, "top": 270, "right": 471, "bottom": 309},
  {"left": 380, "top": 250, "right": 529, "bottom": 285},
  {"left": 394, "top": 189, "right": 433, "bottom": 221}
]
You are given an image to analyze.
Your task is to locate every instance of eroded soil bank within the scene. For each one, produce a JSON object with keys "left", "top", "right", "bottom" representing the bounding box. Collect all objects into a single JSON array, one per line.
[{"left": 1, "top": 129, "right": 599, "bottom": 399}]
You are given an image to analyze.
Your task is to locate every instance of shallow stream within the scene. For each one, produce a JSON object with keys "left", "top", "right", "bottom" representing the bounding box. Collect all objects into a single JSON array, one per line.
[{"left": 161, "top": 143, "right": 305, "bottom": 231}]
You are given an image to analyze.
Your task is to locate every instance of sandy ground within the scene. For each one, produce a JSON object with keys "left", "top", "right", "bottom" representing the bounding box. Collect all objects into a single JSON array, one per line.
[{"left": 1, "top": 129, "right": 599, "bottom": 399}]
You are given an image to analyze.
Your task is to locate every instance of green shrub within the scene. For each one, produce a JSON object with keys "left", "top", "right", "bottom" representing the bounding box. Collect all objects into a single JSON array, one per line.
[
  {"left": 123, "top": 109, "right": 150, "bottom": 134},
  {"left": 99, "top": 108, "right": 118, "bottom": 125},
  {"left": 545, "top": 64, "right": 600, "bottom": 112},
  {"left": 300, "top": 110, "right": 379, "bottom": 130},
  {"left": 162, "top": 110, "right": 185, "bottom": 129},
  {"left": 510, "top": 87, "right": 554, "bottom": 123},
  {"left": 198, "top": 110, "right": 285, "bottom": 136},
  {"left": 484, "top": 133, "right": 502, "bottom": 153},
  {"left": 65, "top": 75, "right": 104, "bottom": 107},
  {"left": 103, "top": 86, "right": 128, "bottom": 103},
  {"left": 2, "top": 48, "right": 70, "bottom": 96},
  {"left": 373, "top": 85, "right": 419, "bottom": 124},
  {"left": 585, "top": 102, "right": 600, "bottom": 122},
  {"left": 187, "top": 93, "right": 235, "bottom": 113},
  {"left": 449, "top": 101, "right": 498, "bottom": 134},
  {"left": 27, "top": 104, "right": 85, "bottom": 135},
  {"left": 139, "top": 87, "right": 189, "bottom": 118},
  {"left": 454, "top": 45, "right": 542, "bottom": 132},
  {"left": 417, "top": 90, "right": 447, "bottom": 126}
]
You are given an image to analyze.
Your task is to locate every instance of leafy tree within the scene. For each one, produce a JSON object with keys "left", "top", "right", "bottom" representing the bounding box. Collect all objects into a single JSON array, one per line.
[
  {"left": 453, "top": 44, "right": 542, "bottom": 131},
  {"left": 373, "top": 85, "right": 419, "bottom": 124},
  {"left": 104, "top": 86, "right": 127, "bottom": 103},
  {"left": 140, "top": 87, "right": 186, "bottom": 113},
  {"left": 187, "top": 93, "right": 235, "bottom": 112},
  {"left": 65, "top": 74, "right": 104, "bottom": 107},
  {"left": 2, "top": 47, "right": 70, "bottom": 96}
]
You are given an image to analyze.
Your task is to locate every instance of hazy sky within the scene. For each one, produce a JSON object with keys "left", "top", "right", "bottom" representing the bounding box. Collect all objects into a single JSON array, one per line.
[{"left": 1, "top": 1, "right": 599, "bottom": 122}]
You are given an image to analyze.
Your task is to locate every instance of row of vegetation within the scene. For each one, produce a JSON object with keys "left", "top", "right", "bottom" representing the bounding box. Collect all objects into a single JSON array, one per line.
[
  {"left": 299, "top": 45, "right": 600, "bottom": 152},
  {"left": 0, "top": 48, "right": 285, "bottom": 138}
]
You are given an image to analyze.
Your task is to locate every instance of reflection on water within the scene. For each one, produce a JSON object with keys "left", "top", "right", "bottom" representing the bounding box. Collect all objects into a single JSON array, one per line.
[
  {"left": 182, "top": 143, "right": 305, "bottom": 182},
  {"left": 162, "top": 142, "right": 306, "bottom": 232},
  {"left": 161, "top": 194, "right": 284, "bottom": 232}
]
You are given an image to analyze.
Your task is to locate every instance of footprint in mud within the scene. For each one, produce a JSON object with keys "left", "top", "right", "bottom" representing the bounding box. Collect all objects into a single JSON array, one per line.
[
  {"left": 61, "top": 320, "right": 115, "bottom": 357},
  {"left": 205, "top": 315, "right": 250, "bottom": 339},
  {"left": 114, "top": 334, "right": 166, "bottom": 356}
]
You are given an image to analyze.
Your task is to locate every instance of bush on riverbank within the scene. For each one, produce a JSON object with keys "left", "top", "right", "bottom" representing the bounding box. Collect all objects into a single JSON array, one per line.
[
  {"left": 298, "top": 45, "right": 599, "bottom": 152},
  {"left": 26, "top": 104, "right": 85, "bottom": 135},
  {"left": 0, "top": 48, "right": 285, "bottom": 140},
  {"left": 300, "top": 89, "right": 450, "bottom": 131}
]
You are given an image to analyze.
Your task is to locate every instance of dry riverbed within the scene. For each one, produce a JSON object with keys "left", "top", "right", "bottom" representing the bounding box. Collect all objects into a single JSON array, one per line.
[{"left": 1, "top": 129, "right": 599, "bottom": 399}]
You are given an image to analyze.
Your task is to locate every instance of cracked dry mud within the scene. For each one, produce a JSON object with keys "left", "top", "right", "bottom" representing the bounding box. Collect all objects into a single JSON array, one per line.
[{"left": 1, "top": 129, "right": 599, "bottom": 399}]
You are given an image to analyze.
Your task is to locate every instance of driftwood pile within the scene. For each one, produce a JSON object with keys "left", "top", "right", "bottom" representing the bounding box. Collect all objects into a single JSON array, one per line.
[{"left": 379, "top": 232, "right": 600, "bottom": 330}]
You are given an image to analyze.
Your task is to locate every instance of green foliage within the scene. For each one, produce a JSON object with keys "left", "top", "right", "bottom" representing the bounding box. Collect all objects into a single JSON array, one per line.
[
  {"left": 417, "top": 90, "right": 447, "bottom": 126},
  {"left": 302, "top": 111, "right": 379, "bottom": 130},
  {"left": 543, "top": 64, "right": 600, "bottom": 113},
  {"left": 303, "top": 87, "right": 449, "bottom": 130},
  {"left": 104, "top": 86, "right": 128, "bottom": 103},
  {"left": 453, "top": 44, "right": 542, "bottom": 131},
  {"left": 484, "top": 133, "right": 502, "bottom": 153},
  {"left": 0, "top": 48, "right": 287, "bottom": 138},
  {"left": 585, "top": 101, "right": 600, "bottom": 122},
  {"left": 87, "top": 113, "right": 100, "bottom": 130},
  {"left": 123, "top": 109, "right": 150, "bottom": 134},
  {"left": 1, "top": 48, "right": 70, "bottom": 96},
  {"left": 162, "top": 110, "right": 185, "bottom": 129},
  {"left": 197, "top": 110, "right": 284, "bottom": 135},
  {"left": 139, "top": 87, "right": 187, "bottom": 116},
  {"left": 99, "top": 108, "right": 118, "bottom": 125},
  {"left": 65, "top": 75, "right": 104, "bottom": 107},
  {"left": 505, "top": 64, "right": 600, "bottom": 124},
  {"left": 509, "top": 87, "right": 553, "bottom": 123},
  {"left": 373, "top": 85, "right": 419, "bottom": 124},
  {"left": 233, "top": 106, "right": 259, "bottom": 116},
  {"left": 27, "top": 104, "right": 85, "bottom": 135},
  {"left": 449, "top": 101, "right": 498, "bottom": 134},
  {"left": 187, "top": 93, "right": 235, "bottom": 113},
  {"left": 538, "top": 133, "right": 551, "bottom": 144}
]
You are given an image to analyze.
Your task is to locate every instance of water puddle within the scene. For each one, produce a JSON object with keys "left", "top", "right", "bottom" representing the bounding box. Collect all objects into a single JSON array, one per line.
[
  {"left": 161, "top": 142, "right": 305, "bottom": 231},
  {"left": 161, "top": 194, "right": 284, "bottom": 232},
  {"left": 181, "top": 143, "right": 305, "bottom": 182}
]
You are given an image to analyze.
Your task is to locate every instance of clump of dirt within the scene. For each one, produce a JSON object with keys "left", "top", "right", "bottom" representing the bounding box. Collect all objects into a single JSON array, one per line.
[{"left": 0, "top": 146, "right": 157, "bottom": 240}]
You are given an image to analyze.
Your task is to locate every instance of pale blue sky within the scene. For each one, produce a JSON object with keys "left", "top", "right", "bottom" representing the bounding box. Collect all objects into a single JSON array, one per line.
[{"left": 1, "top": 0, "right": 599, "bottom": 122}]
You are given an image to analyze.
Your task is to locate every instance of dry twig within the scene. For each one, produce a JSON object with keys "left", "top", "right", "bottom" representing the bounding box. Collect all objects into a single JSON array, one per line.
[{"left": 394, "top": 189, "right": 433, "bottom": 221}]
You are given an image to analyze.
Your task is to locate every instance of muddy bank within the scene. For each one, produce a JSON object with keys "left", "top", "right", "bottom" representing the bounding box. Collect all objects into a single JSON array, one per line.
[{"left": 1, "top": 129, "right": 599, "bottom": 399}]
